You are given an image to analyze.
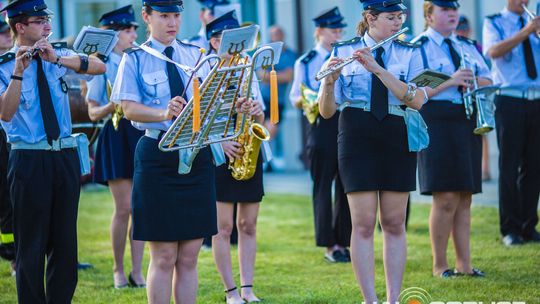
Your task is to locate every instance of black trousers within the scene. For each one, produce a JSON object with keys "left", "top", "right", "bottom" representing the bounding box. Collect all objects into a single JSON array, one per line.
[
  {"left": 0, "top": 130, "right": 13, "bottom": 240},
  {"left": 308, "top": 113, "right": 351, "bottom": 247},
  {"left": 495, "top": 95, "right": 540, "bottom": 237},
  {"left": 8, "top": 148, "right": 81, "bottom": 304}
]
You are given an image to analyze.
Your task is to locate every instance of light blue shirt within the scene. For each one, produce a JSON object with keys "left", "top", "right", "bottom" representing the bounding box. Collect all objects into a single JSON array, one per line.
[
  {"left": 289, "top": 43, "right": 330, "bottom": 106},
  {"left": 112, "top": 37, "right": 211, "bottom": 131},
  {"left": 0, "top": 46, "right": 79, "bottom": 144},
  {"left": 324, "top": 32, "right": 424, "bottom": 106},
  {"left": 483, "top": 7, "right": 540, "bottom": 89},
  {"left": 86, "top": 51, "right": 122, "bottom": 106},
  {"left": 414, "top": 27, "right": 492, "bottom": 102}
]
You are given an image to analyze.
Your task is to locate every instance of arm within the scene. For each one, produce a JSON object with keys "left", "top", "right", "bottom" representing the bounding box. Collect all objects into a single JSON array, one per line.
[
  {"left": 35, "top": 38, "right": 106, "bottom": 75},
  {"left": 122, "top": 96, "right": 186, "bottom": 122},
  {"left": 87, "top": 100, "right": 114, "bottom": 122},
  {"left": 0, "top": 47, "right": 32, "bottom": 122},
  {"left": 289, "top": 60, "right": 304, "bottom": 109},
  {"left": 484, "top": 16, "right": 540, "bottom": 59},
  {"left": 317, "top": 58, "right": 340, "bottom": 119}
]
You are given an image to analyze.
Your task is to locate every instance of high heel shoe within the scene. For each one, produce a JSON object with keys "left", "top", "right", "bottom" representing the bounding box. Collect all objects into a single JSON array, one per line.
[
  {"left": 128, "top": 273, "right": 146, "bottom": 288},
  {"left": 224, "top": 286, "right": 245, "bottom": 304},
  {"left": 240, "top": 285, "right": 262, "bottom": 303}
]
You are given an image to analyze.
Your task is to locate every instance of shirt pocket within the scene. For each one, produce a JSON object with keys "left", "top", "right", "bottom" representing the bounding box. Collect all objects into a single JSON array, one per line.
[
  {"left": 388, "top": 64, "right": 408, "bottom": 83},
  {"left": 19, "top": 83, "right": 35, "bottom": 111},
  {"left": 142, "top": 71, "right": 169, "bottom": 101},
  {"left": 431, "top": 57, "right": 452, "bottom": 73},
  {"left": 340, "top": 66, "right": 370, "bottom": 101}
]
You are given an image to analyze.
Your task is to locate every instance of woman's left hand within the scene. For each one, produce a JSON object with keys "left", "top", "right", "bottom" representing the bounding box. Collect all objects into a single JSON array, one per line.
[
  {"left": 250, "top": 100, "right": 264, "bottom": 117},
  {"left": 354, "top": 48, "right": 383, "bottom": 74},
  {"left": 236, "top": 97, "right": 253, "bottom": 114}
]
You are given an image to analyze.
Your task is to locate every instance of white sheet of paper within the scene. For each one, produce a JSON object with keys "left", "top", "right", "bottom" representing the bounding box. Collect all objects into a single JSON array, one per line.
[
  {"left": 254, "top": 42, "right": 284, "bottom": 69},
  {"left": 73, "top": 25, "right": 119, "bottom": 56},
  {"left": 218, "top": 25, "right": 259, "bottom": 57}
]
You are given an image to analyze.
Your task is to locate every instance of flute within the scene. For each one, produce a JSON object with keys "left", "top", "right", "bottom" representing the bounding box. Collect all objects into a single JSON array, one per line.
[
  {"left": 522, "top": 4, "right": 540, "bottom": 39},
  {"left": 315, "top": 27, "right": 409, "bottom": 81},
  {"left": 25, "top": 32, "right": 54, "bottom": 59}
]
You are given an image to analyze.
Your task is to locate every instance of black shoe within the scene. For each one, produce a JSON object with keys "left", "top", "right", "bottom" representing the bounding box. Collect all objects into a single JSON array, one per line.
[
  {"left": 325, "top": 250, "right": 349, "bottom": 263},
  {"left": 502, "top": 233, "right": 524, "bottom": 246},
  {"left": 522, "top": 231, "right": 540, "bottom": 243},
  {"left": 0, "top": 243, "right": 15, "bottom": 262},
  {"left": 128, "top": 273, "right": 146, "bottom": 288},
  {"left": 344, "top": 248, "right": 351, "bottom": 261},
  {"left": 454, "top": 268, "right": 485, "bottom": 278},
  {"left": 437, "top": 269, "right": 457, "bottom": 278},
  {"left": 77, "top": 262, "right": 94, "bottom": 270}
]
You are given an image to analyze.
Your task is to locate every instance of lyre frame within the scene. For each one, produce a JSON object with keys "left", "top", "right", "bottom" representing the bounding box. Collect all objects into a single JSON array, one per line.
[{"left": 158, "top": 45, "right": 276, "bottom": 154}]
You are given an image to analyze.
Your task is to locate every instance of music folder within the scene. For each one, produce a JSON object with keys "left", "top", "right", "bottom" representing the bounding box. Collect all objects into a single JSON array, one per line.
[
  {"left": 73, "top": 26, "right": 119, "bottom": 56},
  {"left": 410, "top": 69, "right": 451, "bottom": 89}
]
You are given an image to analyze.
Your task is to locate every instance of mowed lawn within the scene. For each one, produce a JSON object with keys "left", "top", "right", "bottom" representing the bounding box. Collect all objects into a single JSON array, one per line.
[{"left": 0, "top": 190, "right": 539, "bottom": 303}]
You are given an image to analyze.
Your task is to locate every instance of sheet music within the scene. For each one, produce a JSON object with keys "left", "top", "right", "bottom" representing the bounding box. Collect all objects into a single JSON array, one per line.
[
  {"left": 410, "top": 69, "right": 451, "bottom": 89},
  {"left": 73, "top": 26, "right": 119, "bottom": 56},
  {"left": 218, "top": 25, "right": 259, "bottom": 57},
  {"left": 254, "top": 42, "right": 283, "bottom": 69}
]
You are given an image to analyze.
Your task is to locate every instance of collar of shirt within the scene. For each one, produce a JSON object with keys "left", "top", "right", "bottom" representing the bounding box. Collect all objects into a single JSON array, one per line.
[
  {"left": 426, "top": 27, "right": 458, "bottom": 47},
  {"left": 501, "top": 6, "right": 528, "bottom": 24},
  {"left": 147, "top": 36, "right": 177, "bottom": 54},
  {"left": 363, "top": 32, "right": 392, "bottom": 54},
  {"left": 314, "top": 43, "right": 330, "bottom": 59}
]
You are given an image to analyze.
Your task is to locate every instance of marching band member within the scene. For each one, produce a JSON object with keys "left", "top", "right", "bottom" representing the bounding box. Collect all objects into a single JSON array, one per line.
[
  {"left": 289, "top": 6, "right": 352, "bottom": 264},
  {"left": 187, "top": 0, "right": 235, "bottom": 50},
  {"left": 0, "top": 0, "right": 105, "bottom": 302},
  {"left": 483, "top": 0, "right": 540, "bottom": 246},
  {"left": 0, "top": 19, "right": 16, "bottom": 276},
  {"left": 205, "top": 11, "right": 265, "bottom": 304},
  {"left": 85, "top": 5, "right": 146, "bottom": 289},
  {"left": 318, "top": 0, "right": 427, "bottom": 301},
  {"left": 111, "top": 1, "right": 251, "bottom": 303},
  {"left": 414, "top": 0, "right": 492, "bottom": 277}
]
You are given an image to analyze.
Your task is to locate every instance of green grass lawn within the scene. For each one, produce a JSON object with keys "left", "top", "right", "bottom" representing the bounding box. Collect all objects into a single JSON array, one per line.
[{"left": 0, "top": 190, "right": 539, "bottom": 303}]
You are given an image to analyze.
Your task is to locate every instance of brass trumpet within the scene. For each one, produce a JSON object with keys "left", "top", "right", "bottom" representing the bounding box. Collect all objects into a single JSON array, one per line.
[
  {"left": 300, "top": 83, "right": 319, "bottom": 124},
  {"left": 315, "top": 27, "right": 409, "bottom": 81}
]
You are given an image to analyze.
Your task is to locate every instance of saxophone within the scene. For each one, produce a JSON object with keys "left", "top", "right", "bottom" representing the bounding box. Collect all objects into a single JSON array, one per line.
[
  {"left": 300, "top": 83, "right": 319, "bottom": 124},
  {"left": 228, "top": 66, "right": 270, "bottom": 181},
  {"left": 108, "top": 79, "right": 124, "bottom": 131}
]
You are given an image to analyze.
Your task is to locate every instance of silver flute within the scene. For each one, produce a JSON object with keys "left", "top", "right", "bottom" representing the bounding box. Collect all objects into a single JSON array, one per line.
[
  {"left": 25, "top": 32, "right": 53, "bottom": 59},
  {"left": 315, "top": 27, "right": 409, "bottom": 81},
  {"left": 522, "top": 4, "right": 540, "bottom": 39}
]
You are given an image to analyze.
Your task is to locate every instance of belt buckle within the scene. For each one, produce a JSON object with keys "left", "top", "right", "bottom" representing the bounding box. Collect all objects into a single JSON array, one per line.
[{"left": 51, "top": 139, "right": 61, "bottom": 151}]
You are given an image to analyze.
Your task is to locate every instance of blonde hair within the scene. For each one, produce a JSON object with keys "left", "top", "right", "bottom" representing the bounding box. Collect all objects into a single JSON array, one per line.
[
  {"left": 423, "top": 2, "right": 435, "bottom": 30},
  {"left": 356, "top": 10, "right": 381, "bottom": 36}
]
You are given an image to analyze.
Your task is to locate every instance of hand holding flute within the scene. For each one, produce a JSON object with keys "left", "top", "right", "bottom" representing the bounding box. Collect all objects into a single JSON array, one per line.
[{"left": 522, "top": 4, "right": 540, "bottom": 38}]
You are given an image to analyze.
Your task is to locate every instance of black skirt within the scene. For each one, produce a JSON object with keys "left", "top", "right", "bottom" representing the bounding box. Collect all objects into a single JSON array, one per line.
[
  {"left": 132, "top": 136, "right": 217, "bottom": 241},
  {"left": 338, "top": 107, "right": 417, "bottom": 193},
  {"left": 418, "top": 100, "right": 482, "bottom": 195},
  {"left": 93, "top": 119, "right": 143, "bottom": 185},
  {"left": 215, "top": 153, "right": 264, "bottom": 203}
]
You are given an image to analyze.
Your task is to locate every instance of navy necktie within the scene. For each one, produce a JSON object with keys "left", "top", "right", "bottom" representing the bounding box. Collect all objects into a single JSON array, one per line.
[
  {"left": 164, "top": 46, "right": 186, "bottom": 99},
  {"left": 35, "top": 56, "right": 60, "bottom": 145},
  {"left": 444, "top": 38, "right": 461, "bottom": 71},
  {"left": 519, "top": 17, "right": 538, "bottom": 80},
  {"left": 370, "top": 48, "right": 388, "bottom": 121}
]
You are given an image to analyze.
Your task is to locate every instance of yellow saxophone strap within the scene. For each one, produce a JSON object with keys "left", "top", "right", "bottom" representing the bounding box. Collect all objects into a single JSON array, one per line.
[{"left": 0, "top": 233, "right": 14, "bottom": 244}]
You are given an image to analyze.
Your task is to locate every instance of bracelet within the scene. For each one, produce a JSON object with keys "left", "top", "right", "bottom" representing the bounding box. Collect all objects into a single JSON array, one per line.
[
  {"left": 402, "top": 84, "right": 417, "bottom": 104},
  {"left": 10, "top": 75, "right": 23, "bottom": 81},
  {"left": 78, "top": 54, "right": 89, "bottom": 73},
  {"left": 55, "top": 56, "right": 63, "bottom": 68}
]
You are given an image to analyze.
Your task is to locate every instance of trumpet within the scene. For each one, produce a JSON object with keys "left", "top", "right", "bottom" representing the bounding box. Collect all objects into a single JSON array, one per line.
[
  {"left": 459, "top": 47, "right": 495, "bottom": 135},
  {"left": 25, "top": 32, "right": 54, "bottom": 59},
  {"left": 522, "top": 4, "right": 540, "bottom": 39},
  {"left": 315, "top": 27, "right": 409, "bottom": 81}
]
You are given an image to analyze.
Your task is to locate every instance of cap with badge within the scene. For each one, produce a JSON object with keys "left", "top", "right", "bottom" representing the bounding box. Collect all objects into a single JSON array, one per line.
[
  {"left": 99, "top": 5, "right": 138, "bottom": 27},
  {"left": 313, "top": 7, "right": 347, "bottom": 29},
  {"left": 425, "top": 0, "right": 460, "bottom": 8},
  {"left": 142, "top": 0, "right": 184, "bottom": 13},
  {"left": 205, "top": 10, "right": 239, "bottom": 40},
  {"left": 198, "top": 0, "right": 230, "bottom": 11},
  {"left": 0, "top": 0, "right": 53, "bottom": 18},
  {"left": 360, "top": 0, "right": 407, "bottom": 12}
]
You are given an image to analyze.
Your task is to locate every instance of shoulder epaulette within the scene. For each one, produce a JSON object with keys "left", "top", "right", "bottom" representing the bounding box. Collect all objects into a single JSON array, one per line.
[
  {"left": 51, "top": 42, "right": 68, "bottom": 49},
  {"left": 457, "top": 35, "right": 477, "bottom": 45},
  {"left": 96, "top": 53, "right": 109, "bottom": 63},
  {"left": 300, "top": 50, "right": 317, "bottom": 65},
  {"left": 394, "top": 39, "right": 418, "bottom": 48},
  {"left": 486, "top": 13, "right": 502, "bottom": 20},
  {"left": 0, "top": 52, "right": 15, "bottom": 65},
  {"left": 178, "top": 39, "right": 200, "bottom": 49},
  {"left": 412, "top": 35, "right": 429, "bottom": 47},
  {"left": 124, "top": 46, "right": 141, "bottom": 54},
  {"left": 332, "top": 36, "right": 361, "bottom": 48}
]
